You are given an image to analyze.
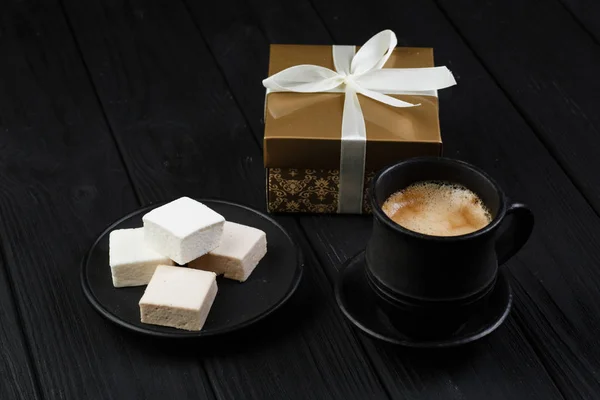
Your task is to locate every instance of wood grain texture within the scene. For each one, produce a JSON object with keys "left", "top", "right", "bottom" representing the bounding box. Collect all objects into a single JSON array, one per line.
[
  {"left": 0, "top": 257, "right": 40, "bottom": 400},
  {"left": 0, "top": 1, "right": 214, "bottom": 399},
  {"left": 311, "top": 0, "right": 600, "bottom": 397},
  {"left": 182, "top": 0, "right": 566, "bottom": 398},
  {"left": 59, "top": 0, "right": 390, "bottom": 398},
  {"left": 434, "top": 0, "right": 600, "bottom": 213},
  {"left": 198, "top": 216, "right": 390, "bottom": 400},
  {"left": 558, "top": 0, "right": 600, "bottom": 43},
  {"left": 3, "top": 0, "right": 598, "bottom": 399}
]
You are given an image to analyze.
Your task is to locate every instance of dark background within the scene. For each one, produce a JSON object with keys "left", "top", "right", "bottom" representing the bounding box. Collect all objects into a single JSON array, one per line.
[{"left": 1, "top": 0, "right": 599, "bottom": 399}]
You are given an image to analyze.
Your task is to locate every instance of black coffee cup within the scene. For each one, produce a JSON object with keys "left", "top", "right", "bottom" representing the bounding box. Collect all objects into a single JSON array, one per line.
[{"left": 365, "top": 157, "right": 534, "bottom": 337}]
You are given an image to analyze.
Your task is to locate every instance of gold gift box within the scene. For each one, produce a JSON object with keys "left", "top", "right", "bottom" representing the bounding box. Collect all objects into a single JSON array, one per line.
[{"left": 264, "top": 44, "right": 443, "bottom": 214}]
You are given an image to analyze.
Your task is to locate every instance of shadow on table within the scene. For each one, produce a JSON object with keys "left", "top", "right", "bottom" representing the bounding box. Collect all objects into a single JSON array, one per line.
[
  {"left": 111, "top": 267, "right": 488, "bottom": 370},
  {"left": 375, "top": 339, "right": 480, "bottom": 364},
  {"left": 115, "top": 269, "right": 320, "bottom": 357}
]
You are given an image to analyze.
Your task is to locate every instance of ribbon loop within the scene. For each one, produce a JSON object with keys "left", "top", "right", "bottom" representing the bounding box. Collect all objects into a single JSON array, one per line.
[
  {"left": 333, "top": 45, "right": 355, "bottom": 75},
  {"left": 351, "top": 29, "right": 397, "bottom": 75},
  {"left": 263, "top": 65, "right": 343, "bottom": 93},
  {"left": 262, "top": 30, "right": 457, "bottom": 213}
]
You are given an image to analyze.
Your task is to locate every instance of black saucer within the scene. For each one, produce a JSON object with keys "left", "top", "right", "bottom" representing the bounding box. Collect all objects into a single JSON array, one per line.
[
  {"left": 335, "top": 251, "right": 512, "bottom": 348},
  {"left": 81, "top": 199, "right": 303, "bottom": 338}
]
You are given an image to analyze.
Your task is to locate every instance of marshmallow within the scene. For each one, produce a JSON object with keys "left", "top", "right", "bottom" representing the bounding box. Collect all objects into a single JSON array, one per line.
[
  {"left": 142, "top": 197, "right": 225, "bottom": 265},
  {"left": 189, "top": 221, "right": 267, "bottom": 282},
  {"left": 139, "top": 265, "right": 218, "bottom": 331},
  {"left": 109, "top": 228, "right": 173, "bottom": 288}
]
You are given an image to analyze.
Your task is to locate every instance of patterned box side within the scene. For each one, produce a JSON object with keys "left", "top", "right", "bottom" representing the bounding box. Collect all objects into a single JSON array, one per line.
[{"left": 267, "top": 168, "right": 375, "bottom": 214}]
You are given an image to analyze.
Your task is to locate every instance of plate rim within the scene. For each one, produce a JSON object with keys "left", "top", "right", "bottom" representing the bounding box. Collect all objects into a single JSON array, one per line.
[
  {"left": 335, "top": 251, "right": 513, "bottom": 348},
  {"left": 81, "top": 198, "right": 304, "bottom": 338}
]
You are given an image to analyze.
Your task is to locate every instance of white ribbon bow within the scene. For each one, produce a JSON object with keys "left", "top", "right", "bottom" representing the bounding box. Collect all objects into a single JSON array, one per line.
[{"left": 263, "top": 30, "right": 457, "bottom": 213}]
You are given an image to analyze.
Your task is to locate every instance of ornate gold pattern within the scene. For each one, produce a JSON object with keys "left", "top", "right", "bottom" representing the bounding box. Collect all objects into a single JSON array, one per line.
[{"left": 267, "top": 168, "right": 375, "bottom": 214}]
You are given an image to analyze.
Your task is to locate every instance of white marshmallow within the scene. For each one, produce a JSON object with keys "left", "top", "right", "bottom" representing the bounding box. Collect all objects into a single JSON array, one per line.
[
  {"left": 139, "top": 265, "right": 218, "bottom": 331},
  {"left": 142, "top": 197, "right": 225, "bottom": 265},
  {"left": 189, "top": 221, "right": 267, "bottom": 282},
  {"left": 109, "top": 228, "right": 173, "bottom": 288}
]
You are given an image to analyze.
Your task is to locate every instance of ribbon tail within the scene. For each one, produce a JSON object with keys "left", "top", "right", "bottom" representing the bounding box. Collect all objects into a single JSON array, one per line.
[
  {"left": 355, "top": 85, "right": 419, "bottom": 107},
  {"left": 338, "top": 88, "right": 367, "bottom": 214}
]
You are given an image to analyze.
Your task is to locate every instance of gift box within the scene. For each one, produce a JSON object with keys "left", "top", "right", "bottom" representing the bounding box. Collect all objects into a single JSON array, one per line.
[{"left": 262, "top": 30, "right": 456, "bottom": 214}]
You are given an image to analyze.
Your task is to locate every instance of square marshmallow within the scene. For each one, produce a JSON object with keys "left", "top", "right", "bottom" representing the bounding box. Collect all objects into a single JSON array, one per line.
[
  {"left": 109, "top": 228, "right": 174, "bottom": 288},
  {"left": 139, "top": 265, "right": 218, "bottom": 331},
  {"left": 189, "top": 221, "right": 267, "bottom": 282},
  {"left": 142, "top": 197, "right": 225, "bottom": 265}
]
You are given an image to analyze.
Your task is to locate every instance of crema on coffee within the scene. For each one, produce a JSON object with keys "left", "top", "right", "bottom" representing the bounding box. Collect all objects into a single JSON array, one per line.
[{"left": 381, "top": 181, "right": 492, "bottom": 237}]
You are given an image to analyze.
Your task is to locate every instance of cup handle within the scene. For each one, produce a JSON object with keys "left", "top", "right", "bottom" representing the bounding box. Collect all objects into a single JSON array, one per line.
[{"left": 495, "top": 203, "right": 534, "bottom": 265}]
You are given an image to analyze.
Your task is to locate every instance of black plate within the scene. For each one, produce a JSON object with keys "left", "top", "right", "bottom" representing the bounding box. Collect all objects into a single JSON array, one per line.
[
  {"left": 335, "top": 251, "right": 512, "bottom": 348},
  {"left": 81, "top": 199, "right": 303, "bottom": 338}
]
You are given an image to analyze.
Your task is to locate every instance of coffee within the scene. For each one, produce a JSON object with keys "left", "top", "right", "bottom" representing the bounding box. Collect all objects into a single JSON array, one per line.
[{"left": 381, "top": 181, "right": 492, "bottom": 237}]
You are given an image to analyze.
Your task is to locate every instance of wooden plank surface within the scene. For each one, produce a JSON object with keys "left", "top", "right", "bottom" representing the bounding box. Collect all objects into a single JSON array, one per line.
[
  {"left": 434, "top": 0, "right": 600, "bottom": 213},
  {"left": 59, "top": 0, "right": 391, "bottom": 398},
  {"left": 0, "top": 1, "right": 215, "bottom": 399},
  {"left": 0, "top": 6, "right": 43, "bottom": 399},
  {"left": 182, "top": 0, "right": 567, "bottom": 399},
  {"left": 311, "top": 0, "right": 600, "bottom": 398},
  {"left": 558, "top": 0, "right": 600, "bottom": 42},
  {"left": 0, "top": 258, "right": 39, "bottom": 400},
  {"left": 2, "top": 0, "right": 598, "bottom": 398}
]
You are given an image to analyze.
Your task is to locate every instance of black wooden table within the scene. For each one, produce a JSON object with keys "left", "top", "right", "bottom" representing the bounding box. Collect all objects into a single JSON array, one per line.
[{"left": 2, "top": 0, "right": 599, "bottom": 399}]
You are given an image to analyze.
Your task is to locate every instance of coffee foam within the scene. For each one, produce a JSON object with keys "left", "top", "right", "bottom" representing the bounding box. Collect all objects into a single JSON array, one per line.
[{"left": 381, "top": 181, "right": 492, "bottom": 237}]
